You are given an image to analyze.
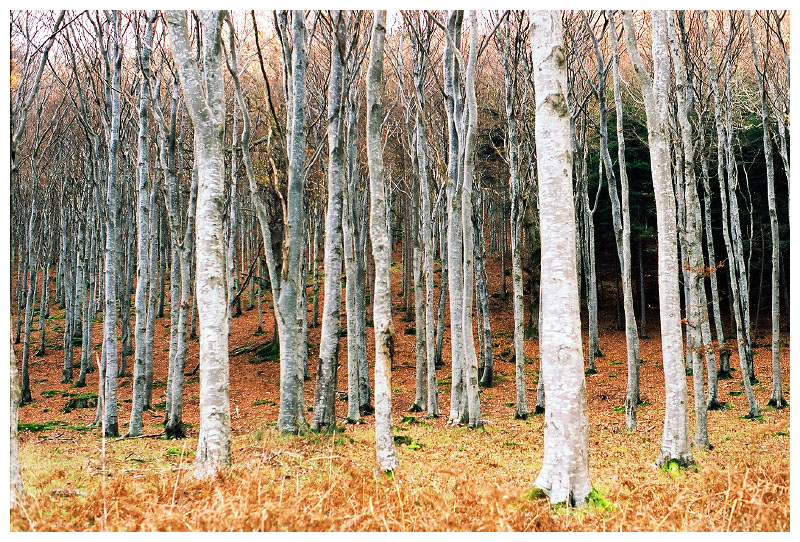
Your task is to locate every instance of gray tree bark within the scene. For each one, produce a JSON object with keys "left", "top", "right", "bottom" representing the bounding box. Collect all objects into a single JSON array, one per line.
[
  {"left": 460, "top": 10, "right": 483, "bottom": 429},
  {"left": 367, "top": 10, "right": 399, "bottom": 473},
  {"left": 100, "top": 11, "right": 123, "bottom": 437},
  {"left": 624, "top": 10, "right": 694, "bottom": 466},
  {"left": 166, "top": 9, "right": 231, "bottom": 478},
  {"left": 666, "top": 13, "right": 711, "bottom": 449},
  {"left": 128, "top": 12, "right": 156, "bottom": 436},
  {"left": 312, "top": 10, "right": 347, "bottom": 432}
]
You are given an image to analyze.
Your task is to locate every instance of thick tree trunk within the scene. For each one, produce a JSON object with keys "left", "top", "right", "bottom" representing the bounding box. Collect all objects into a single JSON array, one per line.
[
  {"left": 367, "top": 10, "right": 399, "bottom": 473},
  {"left": 312, "top": 11, "right": 346, "bottom": 431},
  {"left": 625, "top": 10, "right": 694, "bottom": 466},
  {"left": 529, "top": 10, "right": 591, "bottom": 506},
  {"left": 167, "top": 9, "right": 231, "bottom": 478},
  {"left": 276, "top": 11, "right": 309, "bottom": 434},
  {"left": 444, "top": 10, "right": 467, "bottom": 426}
]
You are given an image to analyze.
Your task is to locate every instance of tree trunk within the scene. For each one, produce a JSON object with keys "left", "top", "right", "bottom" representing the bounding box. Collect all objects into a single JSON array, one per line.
[
  {"left": 625, "top": 10, "right": 694, "bottom": 466},
  {"left": 167, "top": 9, "right": 231, "bottom": 478},
  {"left": 529, "top": 10, "right": 591, "bottom": 506},
  {"left": 460, "top": 11, "right": 482, "bottom": 429},
  {"left": 367, "top": 10, "right": 399, "bottom": 473},
  {"left": 747, "top": 13, "right": 786, "bottom": 409},
  {"left": 667, "top": 13, "right": 711, "bottom": 448},
  {"left": 608, "top": 10, "right": 641, "bottom": 428},
  {"left": 444, "top": 10, "right": 467, "bottom": 426},
  {"left": 100, "top": 11, "right": 123, "bottom": 437},
  {"left": 312, "top": 11, "right": 346, "bottom": 431},
  {"left": 129, "top": 14, "right": 155, "bottom": 435}
]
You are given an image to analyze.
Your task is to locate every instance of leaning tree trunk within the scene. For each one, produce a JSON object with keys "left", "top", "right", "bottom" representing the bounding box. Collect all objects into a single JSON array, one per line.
[
  {"left": 167, "top": 9, "right": 231, "bottom": 479},
  {"left": 697, "top": 119, "right": 727, "bottom": 406},
  {"left": 723, "top": 18, "right": 756, "bottom": 388},
  {"left": 625, "top": 10, "right": 693, "bottom": 467},
  {"left": 529, "top": 9, "right": 591, "bottom": 506},
  {"left": 366, "top": 10, "right": 399, "bottom": 473},
  {"left": 705, "top": 12, "right": 760, "bottom": 416}
]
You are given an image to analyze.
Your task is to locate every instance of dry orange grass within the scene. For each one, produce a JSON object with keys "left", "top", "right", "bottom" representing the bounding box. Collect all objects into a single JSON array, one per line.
[{"left": 11, "top": 252, "right": 790, "bottom": 531}]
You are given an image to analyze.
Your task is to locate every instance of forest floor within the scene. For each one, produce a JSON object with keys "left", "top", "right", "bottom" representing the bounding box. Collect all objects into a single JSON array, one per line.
[{"left": 11, "top": 252, "right": 790, "bottom": 531}]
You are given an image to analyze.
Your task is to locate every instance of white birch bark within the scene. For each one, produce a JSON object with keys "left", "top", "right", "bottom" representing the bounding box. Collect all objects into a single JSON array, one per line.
[
  {"left": 624, "top": 10, "right": 693, "bottom": 466},
  {"left": 166, "top": 9, "right": 231, "bottom": 478},
  {"left": 529, "top": 10, "right": 591, "bottom": 506},
  {"left": 667, "top": 13, "right": 710, "bottom": 449},
  {"left": 367, "top": 10, "right": 399, "bottom": 473},
  {"left": 460, "top": 11, "right": 482, "bottom": 429}
]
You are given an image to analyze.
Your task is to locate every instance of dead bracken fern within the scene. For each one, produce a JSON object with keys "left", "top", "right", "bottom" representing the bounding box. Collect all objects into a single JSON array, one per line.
[{"left": 11, "top": 255, "right": 790, "bottom": 532}]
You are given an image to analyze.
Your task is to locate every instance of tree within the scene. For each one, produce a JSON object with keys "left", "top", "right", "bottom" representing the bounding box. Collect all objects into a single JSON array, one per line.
[
  {"left": 311, "top": 10, "right": 348, "bottom": 432},
  {"left": 529, "top": 9, "right": 591, "bottom": 506},
  {"left": 497, "top": 11, "right": 530, "bottom": 420},
  {"left": 97, "top": 10, "right": 123, "bottom": 437},
  {"left": 703, "top": 11, "right": 760, "bottom": 417},
  {"left": 166, "top": 9, "right": 231, "bottom": 479},
  {"left": 624, "top": 10, "right": 693, "bottom": 466},
  {"left": 367, "top": 9, "right": 399, "bottom": 473},
  {"left": 747, "top": 12, "right": 787, "bottom": 409},
  {"left": 666, "top": 11, "right": 712, "bottom": 449},
  {"left": 586, "top": 10, "right": 642, "bottom": 430},
  {"left": 128, "top": 10, "right": 156, "bottom": 438}
]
